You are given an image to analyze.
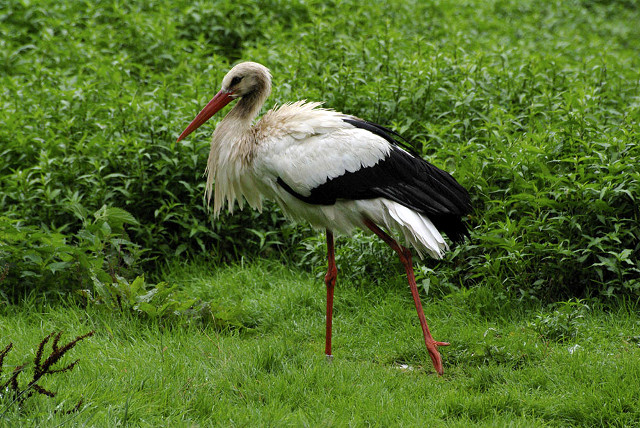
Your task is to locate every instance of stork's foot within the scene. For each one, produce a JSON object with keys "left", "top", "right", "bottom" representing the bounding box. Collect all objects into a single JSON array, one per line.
[
  {"left": 325, "top": 354, "right": 334, "bottom": 363},
  {"left": 426, "top": 340, "right": 450, "bottom": 376}
]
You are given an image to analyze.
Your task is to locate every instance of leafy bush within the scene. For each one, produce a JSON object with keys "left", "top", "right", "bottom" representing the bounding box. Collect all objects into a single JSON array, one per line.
[
  {"left": 0, "top": 207, "right": 143, "bottom": 300},
  {"left": 78, "top": 274, "right": 242, "bottom": 329},
  {"left": 1, "top": 0, "right": 639, "bottom": 300}
]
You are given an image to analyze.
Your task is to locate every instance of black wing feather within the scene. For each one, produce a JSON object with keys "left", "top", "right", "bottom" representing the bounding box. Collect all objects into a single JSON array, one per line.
[{"left": 277, "top": 118, "right": 471, "bottom": 243}]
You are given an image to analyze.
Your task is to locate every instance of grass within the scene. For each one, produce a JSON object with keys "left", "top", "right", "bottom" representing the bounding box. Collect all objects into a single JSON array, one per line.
[{"left": 2, "top": 260, "right": 640, "bottom": 426}]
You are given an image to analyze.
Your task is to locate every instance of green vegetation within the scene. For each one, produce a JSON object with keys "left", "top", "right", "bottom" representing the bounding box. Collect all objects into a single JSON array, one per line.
[
  {"left": 1, "top": 0, "right": 639, "bottom": 425},
  {"left": 2, "top": 261, "right": 640, "bottom": 426},
  {"left": 2, "top": 0, "right": 639, "bottom": 300}
]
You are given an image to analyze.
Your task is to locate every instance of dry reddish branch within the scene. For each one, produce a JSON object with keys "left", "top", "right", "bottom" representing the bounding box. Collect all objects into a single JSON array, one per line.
[
  {"left": 0, "top": 330, "right": 94, "bottom": 408},
  {"left": 0, "top": 343, "right": 13, "bottom": 376}
]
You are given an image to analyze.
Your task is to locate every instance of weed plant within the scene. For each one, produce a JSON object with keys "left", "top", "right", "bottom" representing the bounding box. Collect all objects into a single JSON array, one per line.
[
  {"left": 0, "top": 330, "right": 93, "bottom": 415},
  {"left": 1, "top": 0, "right": 639, "bottom": 300}
]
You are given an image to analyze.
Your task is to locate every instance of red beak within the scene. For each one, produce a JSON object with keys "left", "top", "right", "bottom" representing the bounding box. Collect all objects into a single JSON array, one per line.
[{"left": 177, "top": 90, "right": 234, "bottom": 142}]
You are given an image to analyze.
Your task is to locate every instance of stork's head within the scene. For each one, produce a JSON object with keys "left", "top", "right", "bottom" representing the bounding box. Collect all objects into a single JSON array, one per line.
[
  {"left": 177, "top": 62, "right": 272, "bottom": 142},
  {"left": 221, "top": 61, "right": 272, "bottom": 98}
]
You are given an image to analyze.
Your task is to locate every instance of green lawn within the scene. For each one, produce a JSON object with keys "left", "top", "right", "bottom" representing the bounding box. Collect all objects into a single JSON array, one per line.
[{"left": 2, "top": 261, "right": 639, "bottom": 426}]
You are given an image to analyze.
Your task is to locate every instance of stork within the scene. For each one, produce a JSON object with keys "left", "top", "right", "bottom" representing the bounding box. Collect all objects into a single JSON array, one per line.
[{"left": 177, "top": 62, "right": 471, "bottom": 375}]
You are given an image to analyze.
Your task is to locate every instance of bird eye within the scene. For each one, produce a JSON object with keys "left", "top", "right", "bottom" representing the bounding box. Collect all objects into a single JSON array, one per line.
[{"left": 230, "top": 76, "right": 243, "bottom": 86}]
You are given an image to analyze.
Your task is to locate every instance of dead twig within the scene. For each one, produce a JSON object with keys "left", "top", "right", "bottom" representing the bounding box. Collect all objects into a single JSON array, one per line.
[{"left": 0, "top": 330, "right": 94, "bottom": 416}]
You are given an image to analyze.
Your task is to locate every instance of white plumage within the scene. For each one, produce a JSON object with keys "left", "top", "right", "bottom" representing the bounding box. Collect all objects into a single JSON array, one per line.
[
  {"left": 177, "top": 61, "right": 471, "bottom": 375},
  {"left": 206, "top": 98, "right": 446, "bottom": 258}
]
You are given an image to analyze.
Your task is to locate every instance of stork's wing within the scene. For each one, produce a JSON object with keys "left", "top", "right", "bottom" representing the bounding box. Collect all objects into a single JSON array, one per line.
[{"left": 255, "top": 108, "right": 471, "bottom": 242}]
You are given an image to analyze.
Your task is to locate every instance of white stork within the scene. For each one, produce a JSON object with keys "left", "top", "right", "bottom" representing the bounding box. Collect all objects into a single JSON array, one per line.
[{"left": 177, "top": 62, "right": 471, "bottom": 375}]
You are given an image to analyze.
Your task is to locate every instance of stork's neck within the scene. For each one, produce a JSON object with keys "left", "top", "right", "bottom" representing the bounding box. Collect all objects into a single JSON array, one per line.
[
  {"left": 213, "top": 93, "right": 264, "bottom": 152},
  {"left": 210, "top": 85, "right": 270, "bottom": 167},
  {"left": 212, "top": 84, "right": 271, "bottom": 154},
  {"left": 227, "top": 90, "right": 268, "bottom": 124}
]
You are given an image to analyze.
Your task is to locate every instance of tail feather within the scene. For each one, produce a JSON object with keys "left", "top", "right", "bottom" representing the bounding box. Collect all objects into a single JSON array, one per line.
[{"left": 384, "top": 201, "right": 447, "bottom": 259}]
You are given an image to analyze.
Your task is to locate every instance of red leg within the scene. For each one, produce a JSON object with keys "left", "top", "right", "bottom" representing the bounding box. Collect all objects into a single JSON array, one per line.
[
  {"left": 324, "top": 229, "right": 337, "bottom": 360},
  {"left": 363, "top": 219, "right": 449, "bottom": 375}
]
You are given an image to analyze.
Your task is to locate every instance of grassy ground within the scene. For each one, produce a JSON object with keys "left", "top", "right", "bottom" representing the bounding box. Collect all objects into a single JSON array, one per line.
[{"left": 2, "top": 260, "right": 639, "bottom": 426}]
